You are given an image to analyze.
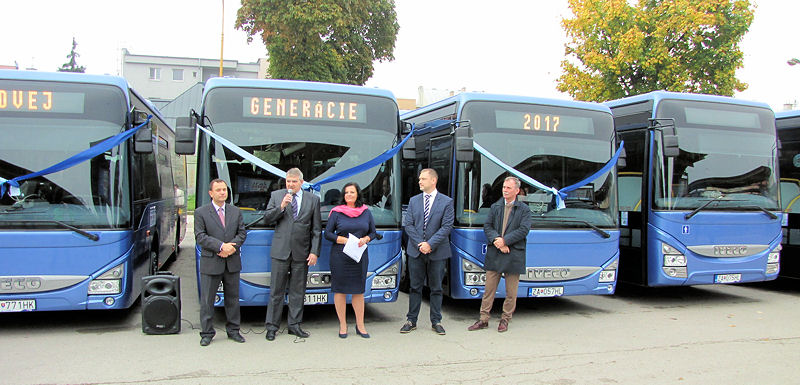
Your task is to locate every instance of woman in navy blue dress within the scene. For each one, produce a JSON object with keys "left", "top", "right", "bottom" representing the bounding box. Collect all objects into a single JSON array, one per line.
[{"left": 325, "top": 182, "right": 377, "bottom": 338}]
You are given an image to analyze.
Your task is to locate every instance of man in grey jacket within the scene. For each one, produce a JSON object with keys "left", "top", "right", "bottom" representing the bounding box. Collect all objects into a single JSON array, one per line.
[
  {"left": 263, "top": 168, "right": 321, "bottom": 340},
  {"left": 468, "top": 176, "right": 531, "bottom": 333}
]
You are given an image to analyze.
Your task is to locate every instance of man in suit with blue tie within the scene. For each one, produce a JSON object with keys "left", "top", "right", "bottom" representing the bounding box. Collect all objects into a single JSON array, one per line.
[
  {"left": 195, "top": 179, "right": 247, "bottom": 346},
  {"left": 401, "top": 168, "right": 454, "bottom": 335},
  {"left": 468, "top": 176, "right": 531, "bottom": 333},
  {"left": 263, "top": 168, "right": 322, "bottom": 341}
]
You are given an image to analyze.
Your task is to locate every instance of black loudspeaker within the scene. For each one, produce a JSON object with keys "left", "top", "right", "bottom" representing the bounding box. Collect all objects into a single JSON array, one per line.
[{"left": 142, "top": 273, "right": 181, "bottom": 335}]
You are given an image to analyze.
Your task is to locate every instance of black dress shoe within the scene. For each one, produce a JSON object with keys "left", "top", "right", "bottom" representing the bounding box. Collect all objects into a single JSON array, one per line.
[
  {"left": 287, "top": 326, "right": 310, "bottom": 338},
  {"left": 200, "top": 336, "right": 212, "bottom": 346},
  {"left": 227, "top": 332, "right": 246, "bottom": 343},
  {"left": 265, "top": 330, "right": 276, "bottom": 341}
]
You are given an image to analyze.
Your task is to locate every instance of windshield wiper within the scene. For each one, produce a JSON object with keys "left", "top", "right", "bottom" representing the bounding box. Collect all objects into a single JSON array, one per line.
[
  {"left": 684, "top": 196, "right": 750, "bottom": 220},
  {"left": 533, "top": 216, "right": 611, "bottom": 238},
  {"left": 0, "top": 219, "right": 99, "bottom": 241},
  {"left": 685, "top": 196, "right": 726, "bottom": 220},
  {"left": 736, "top": 205, "right": 778, "bottom": 220}
]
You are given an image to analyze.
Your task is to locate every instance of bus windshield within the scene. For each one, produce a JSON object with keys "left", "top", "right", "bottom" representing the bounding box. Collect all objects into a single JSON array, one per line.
[
  {"left": 653, "top": 100, "right": 779, "bottom": 211},
  {"left": 455, "top": 101, "right": 617, "bottom": 228},
  {"left": 199, "top": 87, "right": 401, "bottom": 227},
  {"left": 0, "top": 81, "right": 130, "bottom": 229}
]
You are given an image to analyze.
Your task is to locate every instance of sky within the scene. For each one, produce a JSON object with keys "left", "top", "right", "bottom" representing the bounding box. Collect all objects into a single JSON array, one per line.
[{"left": 2, "top": 0, "right": 799, "bottom": 111}]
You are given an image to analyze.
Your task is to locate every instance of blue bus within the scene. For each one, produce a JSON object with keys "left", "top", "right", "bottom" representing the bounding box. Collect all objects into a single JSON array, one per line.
[
  {"left": 400, "top": 93, "right": 620, "bottom": 299},
  {"left": 0, "top": 70, "right": 187, "bottom": 312},
  {"left": 607, "top": 91, "right": 781, "bottom": 286},
  {"left": 176, "top": 78, "right": 402, "bottom": 306},
  {"left": 776, "top": 110, "right": 800, "bottom": 279}
]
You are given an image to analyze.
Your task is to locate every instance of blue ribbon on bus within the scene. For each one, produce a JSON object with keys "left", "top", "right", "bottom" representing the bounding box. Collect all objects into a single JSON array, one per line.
[
  {"left": 196, "top": 123, "right": 414, "bottom": 191},
  {"left": 307, "top": 124, "right": 415, "bottom": 191},
  {"left": 0, "top": 116, "right": 152, "bottom": 198},
  {"left": 194, "top": 124, "right": 309, "bottom": 189},
  {"left": 473, "top": 141, "right": 624, "bottom": 209}
]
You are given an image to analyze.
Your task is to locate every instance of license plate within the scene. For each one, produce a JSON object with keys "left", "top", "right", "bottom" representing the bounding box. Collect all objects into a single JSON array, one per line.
[
  {"left": 304, "top": 293, "right": 328, "bottom": 305},
  {"left": 529, "top": 287, "right": 564, "bottom": 297},
  {"left": 714, "top": 273, "right": 742, "bottom": 284},
  {"left": 0, "top": 299, "right": 36, "bottom": 312}
]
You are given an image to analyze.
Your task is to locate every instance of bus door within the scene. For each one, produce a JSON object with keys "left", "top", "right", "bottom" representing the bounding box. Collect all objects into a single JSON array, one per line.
[{"left": 616, "top": 128, "right": 648, "bottom": 285}]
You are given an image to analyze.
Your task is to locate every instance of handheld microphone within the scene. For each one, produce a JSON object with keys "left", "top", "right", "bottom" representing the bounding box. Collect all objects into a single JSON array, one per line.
[{"left": 287, "top": 189, "right": 294, "bottom": 195}]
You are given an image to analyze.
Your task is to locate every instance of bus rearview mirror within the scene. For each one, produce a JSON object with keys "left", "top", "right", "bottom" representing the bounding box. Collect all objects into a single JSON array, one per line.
[
  {"left": 663, "top": 134, "right": 679, "bottom": 157},
  {"left": 133, "top": 122, "right": 153, "bottom": 154},
  {"left": 174, "top": 116, "right": 197, "bottom": 155},
  {"left": 455, "top": 125, "right": 473, "bottom": 162},
  {"left": 402, "top": 136, "right": 416, "bottom": 160}
]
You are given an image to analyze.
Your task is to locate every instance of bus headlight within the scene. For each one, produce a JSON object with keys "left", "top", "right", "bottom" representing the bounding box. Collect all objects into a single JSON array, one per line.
[
  {"left": 371, "top": 261, "right": 399, "bottom": 289},
  {"left": 768, "top": 245, "right": 781, "bottom": 264},
  {"left": 307, "top": 272, "right": 332, "bottom": 288},
  {"left": 463, "top": 258, "right": 486, "bottom": 286},
  {"left": 599, "top": 259, "right": 618, "bottom": 283},
  {"left": 662, "top": 242, "right": 687, "bottom": 267},
  {"left": 372, "top": 275, "right": 396, "bottom": 289},
  {"left": 88, "top": 263, "right": 124, "bottom": 295}
]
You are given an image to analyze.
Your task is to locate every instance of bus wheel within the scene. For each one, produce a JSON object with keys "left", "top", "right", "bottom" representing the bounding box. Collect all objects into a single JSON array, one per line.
[
  {"left": 399, "top": 253, "right": 410, "bottom": 293},
  {"left": 149, "top": 248, "right": 159, "bottom": 276},
  {"left": 174, "top": 221, "right": 181, "bottom": 257}
]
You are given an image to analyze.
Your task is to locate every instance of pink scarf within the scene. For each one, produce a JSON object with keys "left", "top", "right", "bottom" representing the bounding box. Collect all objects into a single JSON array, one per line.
[{"left": 330, "top": 204, "right": 368, "bottom": 218}]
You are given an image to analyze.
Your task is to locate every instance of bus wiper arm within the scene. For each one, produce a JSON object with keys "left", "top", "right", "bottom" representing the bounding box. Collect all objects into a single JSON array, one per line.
[
  {"left": 25, "top": 220, "right": 99, "bottom": 241},
  {"left": 737, "top": 205, "right": 778, "bottom": 220},
  {"left": 534, "top": 216, "right": 611, "bottom": 238},
  {"left": 685, "top": 196, "right": 729, "bottom": 220}
]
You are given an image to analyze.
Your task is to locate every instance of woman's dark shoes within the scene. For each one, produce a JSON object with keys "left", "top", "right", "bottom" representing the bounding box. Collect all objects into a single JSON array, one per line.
[{"left": 355, "top": 327, "right": 370, "bottom": 339}]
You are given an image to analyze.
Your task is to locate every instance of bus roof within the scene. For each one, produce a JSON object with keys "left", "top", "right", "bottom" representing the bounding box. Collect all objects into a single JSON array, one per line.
[
  {"left": 0, "top": 69, "right": 130, "bottom": 93},
  {"left": 604, "top": 90, "right": 771, "bottom": 110},
  {"left": 202, "top": 77, "right": 396, "bottom": 102},
  {"left": 776, "top": 110, "right": 800, "bottom": 120},
  {"left": 401, "top": 92, "right": 611, "bottom": 119}
]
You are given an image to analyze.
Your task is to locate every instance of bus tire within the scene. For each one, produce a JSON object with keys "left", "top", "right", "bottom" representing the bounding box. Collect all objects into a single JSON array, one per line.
[
  {"left": 174, "top": 221, "right": 181, "bottom": 257},
  {"left": 149, "top": 244, "right": 159, "bottom": 276},
  {"left": 399, "top": 252, "right": 410, "bottom": 293}
]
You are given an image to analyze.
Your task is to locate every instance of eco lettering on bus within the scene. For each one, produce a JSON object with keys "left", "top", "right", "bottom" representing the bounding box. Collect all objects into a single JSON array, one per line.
[
  {"left": 0, "top": 89, "right": 84, "bottom": 113},
  {"left": 244, "top": 97, "right": 366, "bottom": 123}
]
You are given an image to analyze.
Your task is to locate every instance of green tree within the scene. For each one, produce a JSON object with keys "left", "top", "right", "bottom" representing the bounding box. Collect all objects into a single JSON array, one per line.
[
  {"left": 236, "top": 0, "right": 399, "bottom": 85},
  {"left": 558, "top": 0, "right": 754, "bottom": 102},
  {"left": 58, "top": 37, "right": 86, "bottom": 73}
]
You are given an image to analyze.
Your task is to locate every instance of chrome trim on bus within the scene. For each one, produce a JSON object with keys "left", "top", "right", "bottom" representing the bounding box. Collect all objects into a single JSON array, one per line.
[
  {"left": 521, "top": 266, "right": 600, "bottom": 282},
  {"left": 686, "top": 244, "right": 769, "bottom": 257},
  {"left": 0, "top": 275, "right": 87, "bottom": 293}
]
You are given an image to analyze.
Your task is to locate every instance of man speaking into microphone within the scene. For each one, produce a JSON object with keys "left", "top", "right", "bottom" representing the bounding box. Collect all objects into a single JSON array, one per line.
[{"left": 263, "top": 168, "right": 322, "bottom": 340}]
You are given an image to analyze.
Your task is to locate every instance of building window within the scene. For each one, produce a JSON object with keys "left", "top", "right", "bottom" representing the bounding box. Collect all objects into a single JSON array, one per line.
[
  {"left": 149, "top": 67, "right": 161, "bottom": 80},
  {"left": 172, "top": 69, "right": 184, "bottom": 81},
  {"left": 192, "top": 71, "right": 197, "bottom": 78}
]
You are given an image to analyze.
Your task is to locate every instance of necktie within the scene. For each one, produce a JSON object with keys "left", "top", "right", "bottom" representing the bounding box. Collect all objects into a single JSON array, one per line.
[
  {"left": 291, "top": 193, "right": 299, "bottom": 219},
  {"left": 217, "top": 207, "right": 225, "bottom": 228},
  {"left": 423, "top": 194, "right": 431, "bottom": 230}
]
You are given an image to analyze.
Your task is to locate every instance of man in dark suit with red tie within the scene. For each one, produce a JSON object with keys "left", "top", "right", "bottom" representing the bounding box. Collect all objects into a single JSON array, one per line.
[
  {"left": 195, "top": 179, "right": 247, "bottom": 346},
  {"left": 401, "top": 168, "right": 454, "bottom": 335}
]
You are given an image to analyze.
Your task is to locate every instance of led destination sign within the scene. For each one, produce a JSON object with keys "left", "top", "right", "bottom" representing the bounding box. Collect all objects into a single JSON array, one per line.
[
  {"left": 0, "top": 89, "right": 85, "bottom": 113},
  {"left": 495, "top": 110, "right": 595, "bottom": 135},
  {"left": 243, "top": 97, "right": 366, "bottom": 123}
]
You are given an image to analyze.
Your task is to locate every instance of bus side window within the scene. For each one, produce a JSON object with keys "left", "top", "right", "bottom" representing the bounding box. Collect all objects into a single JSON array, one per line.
[{"left": 617, "top": 130, "right": 646, "bottom": 212}]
